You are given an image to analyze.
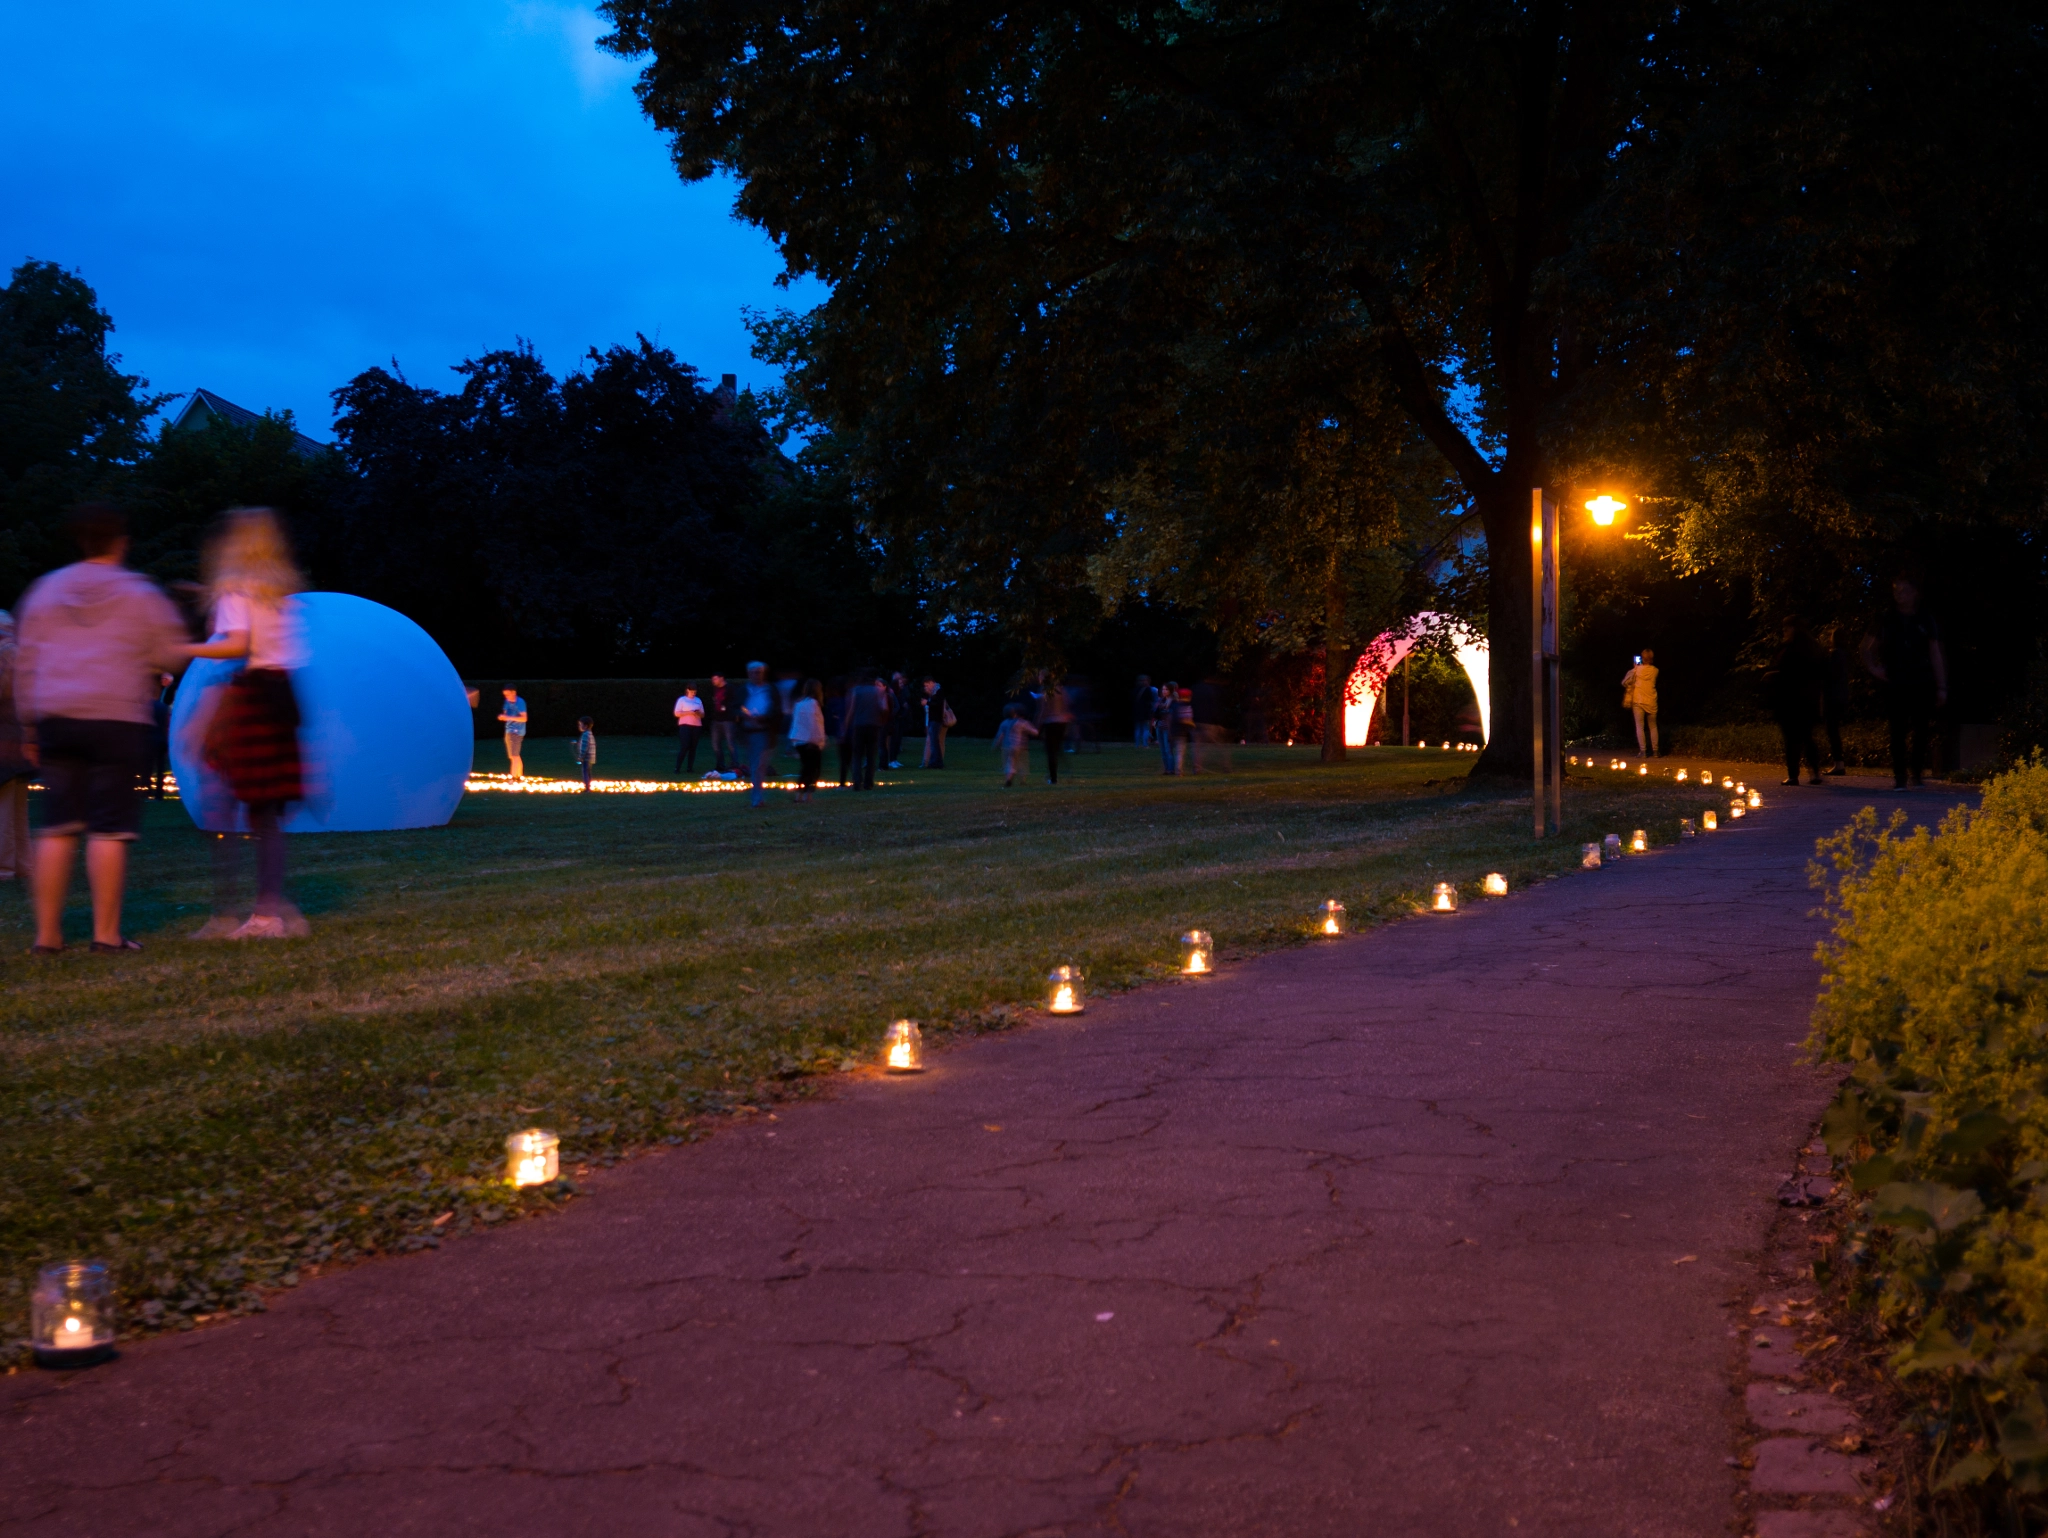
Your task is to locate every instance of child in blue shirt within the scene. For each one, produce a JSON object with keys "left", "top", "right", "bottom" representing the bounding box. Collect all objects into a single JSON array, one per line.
[{"left": 574, "top": 716, "right": 596, "bottom": 791}]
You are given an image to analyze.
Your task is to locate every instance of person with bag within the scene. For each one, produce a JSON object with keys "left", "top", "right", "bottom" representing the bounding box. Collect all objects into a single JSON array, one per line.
[
  {"left": 1620, "top": 649, "right": 1660, "bottom": 757},
  {"left": 922, "top": 675, "right": 953, "bottom": 768},
  {"left": 188, "top": 508, "right": 311, "bottom": 939}
]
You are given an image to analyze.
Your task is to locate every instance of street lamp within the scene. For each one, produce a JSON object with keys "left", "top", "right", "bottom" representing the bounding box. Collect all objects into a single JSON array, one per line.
[
  {"left": 1533, "top": 487, "right": 1630, "bottom": 839},
  {"left": 1586, "top": 495, "right": 1628, "bottom": 527}
]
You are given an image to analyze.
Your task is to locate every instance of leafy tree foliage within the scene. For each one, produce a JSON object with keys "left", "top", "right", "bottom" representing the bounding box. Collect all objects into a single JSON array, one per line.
[
  {"left": 604, "top": 0, "right": 2048, "bottom": 773},
  {"left": 0, "top": 260, "right": 165, "bottom": 602}
]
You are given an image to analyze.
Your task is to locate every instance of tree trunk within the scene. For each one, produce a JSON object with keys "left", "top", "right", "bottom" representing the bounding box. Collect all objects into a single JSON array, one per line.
[
  {"left": 1470, "top": 456, "right": 1541, "bottom": 783},
  {"left": 1319, "top": 565, "right": 1354, "bottom": 762}
]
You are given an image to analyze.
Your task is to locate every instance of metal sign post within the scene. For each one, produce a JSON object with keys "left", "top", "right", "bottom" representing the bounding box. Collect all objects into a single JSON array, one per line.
[{"left": 1531, "top": 490, "right": 1563, "bottom": 836}]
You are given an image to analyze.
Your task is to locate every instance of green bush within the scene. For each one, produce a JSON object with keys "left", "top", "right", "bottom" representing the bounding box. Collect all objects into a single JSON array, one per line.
[{"left": 1811, "top": 757, "right": 2048, "bottom": 1518}]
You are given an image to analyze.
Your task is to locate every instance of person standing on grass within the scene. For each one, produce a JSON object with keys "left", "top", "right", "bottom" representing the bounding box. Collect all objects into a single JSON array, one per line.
[
  {"left": 0, "top": 610, "right": 30, "bottom": 882},
  {"left": 789, "top": 679, "right": 826, "bottom": 801},
  {"left": 1621, "top": 649, "right": 1659, "bottom": 757},
  {"left": 995, "top": 703, "right": 1038, "bottom": 786},
  {"left": 1035, "top": 670, "right": 1074, "bottom": 784},
  {"left": 574, "top": 716, "right": 597, "bottom": 790},
  {"left": 1820, "top": 624, "right": 1853, "bottom": 776},
  {"left": 1155, "top": 680, "right": 1177, "bottom": 773},
  {"left": 824, "top": 677, "right": 851, "bottom": 787},
  {"left": 1863, "top": 575, "right": 1948, "bottom": 788},
  {"left": 188, "top": 508, "right": 313, "bottom": 940},
  {"left": 737, "top": 660, "right": 780, "bottom": 808},
  {"left": 1172, "top": 686, "right": 1197, "bottom": 774},
  {"left": 16, "top": 503, "right": 190, "bottom": 953},
  {"left": 1133, "top": 675, "right": 1155, "bottom": 747},
  {"left": 707, "top": 673, "right": 736, "bottom": 774},
  {"left": 886, "top": 671, "right": 909, "bottom": 769},
  {"left": 673, "top": 685, "right": 704, "bottom": 773},
  {"left": 922, "top": 676, "right": 951, "bottom": 768},
  {"left": 845, "top": 670, "right": 883, "bottom": 790},
  {"left": 497, "top": 687, "right": 528, "bottom": 779},
  {"left": 1766, "top": 617, "right": 1825, "bottom": 787}
]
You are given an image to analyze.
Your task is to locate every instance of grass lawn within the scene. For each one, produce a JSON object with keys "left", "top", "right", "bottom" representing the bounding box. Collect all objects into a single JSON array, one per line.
[{"left": 0, "top": 736, "right": 1765, "bottom": 1360}]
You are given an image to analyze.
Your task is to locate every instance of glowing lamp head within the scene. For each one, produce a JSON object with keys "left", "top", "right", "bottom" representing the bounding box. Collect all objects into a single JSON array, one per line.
[
  {"left": 31, "top": 1260, "right": 115, "bottom": 1366},
  {"left": 1747, "top": 789, "right": 1762, "bottom": 809},
  {"left": 1046, "top": 965, "right": 1085, "bottom": 1015},
  {"left": 1586, "top": 495, "right": 1627, "bottom": 526},
  {"left": 1703, "top": 809, "right": 1718, "bottom": 831},
  {"left": 1680, "top": 818, "right": 1696, "bottom": 838},
  {"left": 1630, "top": 829, "right": 1648, "bottom": 853},
  {"left": 1582, "top": 842, "right": 1602, "bottom": 869},
  {"left": 1482, "top": 872, "right": 1509, "bottom": 897},
  {"left": 1430, "top": 882, "right": 1457, "bottom": 913},
  {"left": 505, "top": 1128, "right": 560, "bottom": 1188},
  {"left": 1317, "top": 900, "right": 1346, "bottom": 936},
  {"left": 882, "top": 1019, "right": 926, "bottom": 1072}
]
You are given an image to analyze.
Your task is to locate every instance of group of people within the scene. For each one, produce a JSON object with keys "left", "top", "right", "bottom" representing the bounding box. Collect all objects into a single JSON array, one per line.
[
  {"left": 0, "top": 502, "right": 314, "bottom": 951},
  {"left": 1132, "top": 677, "right": 1231, "bottom": 775},
  {"left": 1622, "top": 574, "right": 1951, "bottom": 789}
]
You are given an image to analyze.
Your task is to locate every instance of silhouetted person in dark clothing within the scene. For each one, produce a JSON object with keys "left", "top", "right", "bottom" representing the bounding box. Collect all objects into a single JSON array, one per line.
[
  {"left": 1766, "top": 618, "right": 1824, "bottom": 786},
  {"left": 1861, "top": 577, "right": 1947, "bottom": 788},
  {"left": 844, "top": 673, "right": 884, "bottom": 790},
  {"left": 1820, "top": 624, "right": 1853, "bottom": 776}
]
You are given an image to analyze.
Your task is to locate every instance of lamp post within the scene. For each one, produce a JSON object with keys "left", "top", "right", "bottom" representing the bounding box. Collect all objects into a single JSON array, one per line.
[{"left": 1531, "top": 491, "right": 1562, "bottom": 836}]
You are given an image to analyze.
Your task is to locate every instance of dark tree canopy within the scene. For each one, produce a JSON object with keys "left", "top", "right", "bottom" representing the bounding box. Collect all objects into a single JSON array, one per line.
[
  {"left": 604, "top": 0, "right": 2048, "bottom": 774},
  {"left": 0, "top": 260, "right": 164, "bottom": 601}
]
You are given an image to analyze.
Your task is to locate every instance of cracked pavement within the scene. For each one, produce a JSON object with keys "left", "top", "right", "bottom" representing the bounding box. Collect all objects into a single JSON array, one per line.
[{"left": 0, "top": 782, "right": 1965, "bottom": 1536}]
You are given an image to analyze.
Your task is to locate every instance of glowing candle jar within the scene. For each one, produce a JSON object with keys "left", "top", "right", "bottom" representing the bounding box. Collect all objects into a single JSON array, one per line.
[
  {"left": 1569, "top": 755, "right": 1579, "bottom": 766},
  {"left": 1630, "top": 829, "right": 1648, "bottom": 853},
  {"left": 1179, "top": 931, "right": 1214, "bottom": 975},
  {"left": 1638, "top": 764, "right": 1648, "bottom": 777},
  {"left": 1618, "top": 760, "right": 1629, "bottom": 772},
  {"left": 1581, "top": 843, "right": 1602, "bottom": 868},
  {"left": 1676, "top": 768, "right": 1690, "bottom": 782},
  {"left": 1703, "top": 809, "right": 1719, "bottom": 831},
  {"left": 1735, "top": 781, "right": 1746, "bottom": 795},
  {"left": 32, "top": 1260, "right": 115, "bottom": 1368},
  {"left": 1721, "top": 776, "right": 1735, "bottom": 790},
  {"left": 1482, "top": 872, "right": 1509, "bottom": 897},
  {"left": 1046, "top": 966, "right": 1085, "bottom": 1015},
  {"left": 882, "top": 1019, "right": 926, "bottom": 1072},
  {"left": 1728, "top": 799, "right": 1745, "bottom": 819},
  {"left": 1430, "top": 882, "right": 1457, "bottom": 913},
  {"left": 1747, "top": 788, "right": 1762, "bottom": 809},
  {"left": 1316, "top": 900, "right": 1346, "bottom": 936},
  {"left": 505, "top": 1128, "right": 560, "bottom": 1187},
  {"left": 1604, "top": 833, "right": 1625, "bottom": 859},
  {"left": 1680, "top": 818, "right": 1696, "bottom": 838}
]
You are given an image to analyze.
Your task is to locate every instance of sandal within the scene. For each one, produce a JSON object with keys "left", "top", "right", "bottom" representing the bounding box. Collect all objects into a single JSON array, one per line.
[{"left": 88, "top": 938, "right": 143, "bottom": 953}]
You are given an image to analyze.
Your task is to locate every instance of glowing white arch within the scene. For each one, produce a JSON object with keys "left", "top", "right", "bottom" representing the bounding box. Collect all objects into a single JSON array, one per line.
[{"left": 1342, "top": 613, "right": 1491, "bottom": 748}]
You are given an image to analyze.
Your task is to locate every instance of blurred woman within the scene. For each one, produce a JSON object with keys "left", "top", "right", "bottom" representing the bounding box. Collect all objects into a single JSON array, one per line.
[
  {"left": 0, "top": 610, "right": 29, "bottom": 880},
  {"left": 789, "top": 679, "right": 826, "bottom": 802},
  {"left": 189, "top": 509, "right": 309, "bottom": 939}
]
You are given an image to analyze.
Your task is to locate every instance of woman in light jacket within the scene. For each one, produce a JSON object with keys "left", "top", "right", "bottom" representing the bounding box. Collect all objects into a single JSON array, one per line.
[{"left": 788, "top": 679, "right": 827, "bottom": 802}]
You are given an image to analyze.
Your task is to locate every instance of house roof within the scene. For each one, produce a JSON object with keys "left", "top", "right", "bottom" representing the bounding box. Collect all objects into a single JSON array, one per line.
[{"left": 167, "top": 389, "right": 329, "bottom": 459}]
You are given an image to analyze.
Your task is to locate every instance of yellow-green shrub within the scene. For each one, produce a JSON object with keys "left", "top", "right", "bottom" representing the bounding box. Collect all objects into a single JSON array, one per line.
[{"left": 1813, "top": 758, "right": 2048, "bottom": 1507}]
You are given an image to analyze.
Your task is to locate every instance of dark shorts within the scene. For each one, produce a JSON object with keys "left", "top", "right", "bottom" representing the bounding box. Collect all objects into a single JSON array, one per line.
[{"left": 37, "top": 717, "right": 153, "bottom": 840}]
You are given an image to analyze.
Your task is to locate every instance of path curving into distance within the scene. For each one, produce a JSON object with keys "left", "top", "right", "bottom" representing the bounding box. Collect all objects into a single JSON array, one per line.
[{"left": 2, "top": 781, "right": 1965, "bottom": 1537}]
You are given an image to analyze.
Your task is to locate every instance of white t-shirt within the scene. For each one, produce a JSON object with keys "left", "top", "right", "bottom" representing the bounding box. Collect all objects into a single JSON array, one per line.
[
  {"left": 213, "top": 591, "right": 308, "bottom": 670},
  {"left": 1623, "top": 663, "right": 1659, "bottom": 711},
  {"left": 674, "top": 693, "right": 704, "bottom": 725}
]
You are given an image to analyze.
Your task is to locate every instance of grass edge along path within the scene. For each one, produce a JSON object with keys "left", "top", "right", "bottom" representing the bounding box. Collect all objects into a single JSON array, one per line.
[{"left": 1, "top": 743, "right": 1794, "bottom": 1366}]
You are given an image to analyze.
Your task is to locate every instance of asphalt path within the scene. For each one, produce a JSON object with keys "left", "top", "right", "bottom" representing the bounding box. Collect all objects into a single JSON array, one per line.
[{"left": 1, "top": 780, "right": 1966, "bottom": 1537}]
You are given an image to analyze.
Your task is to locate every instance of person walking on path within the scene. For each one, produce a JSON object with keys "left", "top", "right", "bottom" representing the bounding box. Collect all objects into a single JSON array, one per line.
[
  {"left": 1862, "top": 576, "right": 1947, "bottom": 787},
  {"left": 1035, "top": 671, "right": 1075, "bottom": 784},
  {"left": 994, "top": 703, "right": 1039, "bottom": 786},
  {"left": 737, "top": 661, "right": 781, "bottom": 808},
  {"left": 1819, "top": 623, "right": 1853, "bottom": 776},
  {"left": 921, "top": 676, "right": 952, "bottom": 769},
  {"left": 16, "top": 503, "right": 191, "bottom": 953},
  {"left": 574, "top": 716, "right": 597, "bottom": 791},
  {"left": 673, "top": 686, "right": 704, "bottom": 773},
  {"left": 844, "top": 672, "right": 884, "bottom": 790},
  {"left": 497, "top": 688, "right": 528, "bottom": 779},
  {"left": 1621, "top": 649, "right": 1660, "bottom": 757},
  {"left": 707, "top": 674, "right": 737, "bottom": 774},
  {"left": 789, "top": 680, "right": 826, "bottom": 802},
  {"left": 187, "top": 509, "right": 313, "bottom": 940},
  {"left": 1765, "top": 618, "right": 1825, "bottom": 786},
  {"left": 0, "top": 610, "right": 31, "bottom": 881},
  {"left": 1132, "top": 675, "right": 1155, "bottom": 747}
]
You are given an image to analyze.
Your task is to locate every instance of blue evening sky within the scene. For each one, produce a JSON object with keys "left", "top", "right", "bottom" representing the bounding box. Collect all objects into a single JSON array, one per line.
[{"left": 0, "top": 2, "right": 818, "bottom": 440}]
